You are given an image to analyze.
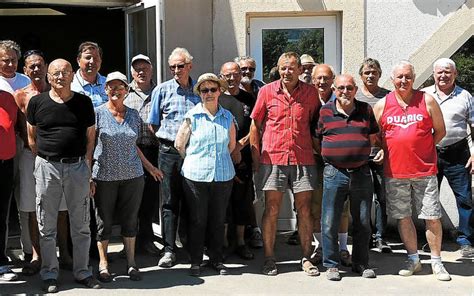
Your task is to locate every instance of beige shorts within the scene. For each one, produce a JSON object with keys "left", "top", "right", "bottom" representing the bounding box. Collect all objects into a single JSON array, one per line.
[{"left": 385, "top": 175, "right": 441, "bottom": 220}]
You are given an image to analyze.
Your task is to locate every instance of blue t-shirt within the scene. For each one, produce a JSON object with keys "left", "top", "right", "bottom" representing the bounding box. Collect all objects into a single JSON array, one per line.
[{"left": 92, "top": 104, "right": 144, "bottom": 181}]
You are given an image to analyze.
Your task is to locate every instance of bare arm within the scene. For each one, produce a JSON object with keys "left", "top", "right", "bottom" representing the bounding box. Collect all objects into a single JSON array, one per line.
[
  {"left": 85, "top": 125, "right": 96, "bottom": 169},
  {"left": 174, "top": 119, "right": 192, "bottom": 158},
  {"left": 250, "top": 119, "right": 262, "bottom": 171},
  {"left": 228, "top": 123, "right": 236, "bottom": 153},
  {"left": 137, "top": 146, "right": 163, "bottom": 181},
  {"left": 425, "top": 94, "right": 446, "bottom": 145},
  {"left": 466, "top": 125, "right": 474, "bottom": 174},
  {"left": 27, "top": 122, "right": 37, "bottom": 155}
]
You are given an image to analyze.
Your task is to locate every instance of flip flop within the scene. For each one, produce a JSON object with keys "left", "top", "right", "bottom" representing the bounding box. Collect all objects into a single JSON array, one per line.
[
  {"left": 301, "top": 257, "right": 320, "bottom": 276},
  {"left": 127, "top": 266, "right": 141, "bottom": 281},
  {"left": 98, "top": 267, "right": 112, "bottom": 283},
  {"left": 262, "top": 257, "right": 278, "bottom": 276}
]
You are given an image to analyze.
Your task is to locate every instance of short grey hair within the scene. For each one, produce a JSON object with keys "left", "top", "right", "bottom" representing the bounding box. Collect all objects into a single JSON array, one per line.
[
  {"left": 433, "top": 58, "right": 456, "bottom": 71},
  {"left": 0, "top": 40, "right": 21, "bottom": 59},
  {"left": 234, "top": 56, "right": 256, "bottom": 65},
  {"left": 391, "top": 60, "right": 415, "bottom": 79},
  {"left": 168, "top": 47, "right": 193, "bottom": 64}
]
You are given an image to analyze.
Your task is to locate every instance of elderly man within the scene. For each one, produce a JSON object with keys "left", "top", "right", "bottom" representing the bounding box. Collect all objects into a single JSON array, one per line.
[
  {"left": 0, "top": 40, "right": 30, "bottom": 90},
  {"left": 235, "top": 56, "right": 265, "bottom": 99},
  {"left": 0, "top": 80, "right": 18, "bottom": 281},
  {"left": 148, "top": 47, "right": 200, "bottom": 267},
  {"left": 0, "top": 40, "right": 33, "bottom": 265},
  {"left": 299, "top": 54, "right": 316, "bottom": 84},
  {"left": 355, "top": 58, "right": 391, "bottom": 253},
  {"left": 309, "top": 64, "right": 352, "bottom": 267},
  {"left": 27, "top": 59, "right": 100, "bottom": 292},
  {"left": 123, "top": 54, "right": 160, "bottom": 255},
  {"left": 250, "top": 52, "right": 321, "bottom": 276},
  {"left": 316, "top": 74, "right": 382, "bottom": 281},
  {"left": 374, "top": 60, "right": 450, "bottom": 281},
  {"left": 421, "top": 58, "right": 474, "bottom": 257},
  {"left": 15, "top": 50, "right": 74, "bottom": 275},
  {"left": 219, "top": 61, "right": 256, "bottom": 260},
  {"left": 71, "top": 41, "right": 107, "bottom": 107}
]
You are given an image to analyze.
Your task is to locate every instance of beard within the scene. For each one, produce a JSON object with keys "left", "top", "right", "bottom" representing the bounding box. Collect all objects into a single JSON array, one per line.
[{"left": 241, "top": 76, "right": 252, "bottom": 84}]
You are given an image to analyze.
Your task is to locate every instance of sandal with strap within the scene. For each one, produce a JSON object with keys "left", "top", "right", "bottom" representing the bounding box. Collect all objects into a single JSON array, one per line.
[
  {"left": 262, "top": 257, "right": 278, "bottom": 276},
  {"left": 98, "top": 266, "right": 112, "bottom": 283},
  {"left": 301, "top": 257, "right": 320, "bottom": 276},
  {"left": 22, "top": 260, "right": 41, "bottom": 276},
  {"left": 127, "top": 266, "right": 142, "bottom": 281}
]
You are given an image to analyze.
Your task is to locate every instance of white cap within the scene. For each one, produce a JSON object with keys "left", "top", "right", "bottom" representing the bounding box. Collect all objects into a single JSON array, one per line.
[
  {"left": 105, "top": 71, "right": 128, "bottom": 85},
  {"left": 131, "top": 54, "right": 152, "bottom": 65}
]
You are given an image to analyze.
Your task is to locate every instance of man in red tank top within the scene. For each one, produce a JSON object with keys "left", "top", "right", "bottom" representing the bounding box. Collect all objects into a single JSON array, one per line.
[{"left": 373, "top": 61, "right": 451, "bottom": 281}]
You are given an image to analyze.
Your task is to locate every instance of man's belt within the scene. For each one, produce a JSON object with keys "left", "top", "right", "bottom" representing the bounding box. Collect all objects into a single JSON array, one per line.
[
  {"left": 38, "top": 153, "right": 85, "bottom": 164},
  {"left": 437, "top": 138, "right": 468, "bottom": 154}
]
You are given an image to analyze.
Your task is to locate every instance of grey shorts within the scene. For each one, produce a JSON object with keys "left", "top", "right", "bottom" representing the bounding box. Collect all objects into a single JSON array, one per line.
[
  {"left": 385, "top": 175, "right": 441, "bottom": 220},
  {"left": 255, "top": 164, "right": 316, "bottom": 194}
]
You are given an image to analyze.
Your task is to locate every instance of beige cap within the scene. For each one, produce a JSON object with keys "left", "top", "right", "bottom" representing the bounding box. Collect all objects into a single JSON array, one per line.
[
  {"left": 131, "top": 54, "right": 152, "bottom": 65},
  {"left": 105, "top": 71, "right": 128, "bottom": 85},
  {"left": 193, "top": 73, "right": 228, "bottom": 95},
  {"left": 300, "top": 54, "right": 316, "bottom": 65}
]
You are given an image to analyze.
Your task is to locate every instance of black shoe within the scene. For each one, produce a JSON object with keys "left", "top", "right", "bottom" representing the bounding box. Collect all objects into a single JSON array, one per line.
[
  {"left": 189, "top": 264, "right": 201, "bottom": 276},
  {"left": 352, "top": 264, "right": 376, "bottom": 278},
  {"left": 43, "top": 279, "right": 59, "bottom": 293},
  {"left": 212, "top": 262, "right": 229, "bottom": 275},
  {"left": 137, "top": 241, "right": 161, "bottom": 255},
  {"left": 375, "top": 239, "right": 392, "bottom": 253},
  {"left": 76, "top": 276, "right": 101, "bottom": 289},
  {"left": 235, "top": 245, "right": 254, "bottom": 260}
]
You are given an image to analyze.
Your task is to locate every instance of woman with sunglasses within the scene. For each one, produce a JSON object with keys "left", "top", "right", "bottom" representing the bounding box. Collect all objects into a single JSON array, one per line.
[
  {"left": 175, "top": 73, "right": 236, "bottom": 276},
  {"left": 91, "top": 72, "right": 163, "bottom": 282}
]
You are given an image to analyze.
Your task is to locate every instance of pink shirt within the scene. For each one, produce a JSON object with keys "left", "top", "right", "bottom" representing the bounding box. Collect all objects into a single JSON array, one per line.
[
  {"left": 251, "top": 80, "right": 320, "bottom": 165},
  {"left": 0, "top": 91, "right": 17, "bottom": 160}
]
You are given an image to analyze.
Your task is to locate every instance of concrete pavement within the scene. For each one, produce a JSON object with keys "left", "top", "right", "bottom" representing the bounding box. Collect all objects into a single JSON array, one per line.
[{"left": 1, "top": 232, "right": 473, "bottom": 295}]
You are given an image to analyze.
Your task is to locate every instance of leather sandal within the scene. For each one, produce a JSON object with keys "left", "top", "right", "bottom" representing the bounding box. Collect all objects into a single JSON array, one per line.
[
  {"left": 127, "top": 266, "right": 141, "bottom": 281},
  {"left": 262, "top": 257, "right": 278, "bottom": 276},
  {"left": 301, "top": 257, "right": 320, "bottom": 276},
  {"left": 98, "top": 267, "right": 112, "bottom": 283},
  {"left": 22, "top": 259, "right": 41, "bottom": 276}
]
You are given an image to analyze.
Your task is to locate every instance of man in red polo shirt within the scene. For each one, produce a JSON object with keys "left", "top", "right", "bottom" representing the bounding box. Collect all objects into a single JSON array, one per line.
[
  {"left": 250, "top": 52, "right": 321, "bottom": 276},
  {"left": 0, "top": 80, "right": 18, "bottom": 281}
]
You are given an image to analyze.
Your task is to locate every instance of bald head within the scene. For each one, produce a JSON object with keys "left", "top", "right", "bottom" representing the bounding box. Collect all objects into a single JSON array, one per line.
[
  {"left": 220, "top": 62, "right": 241, "bottom": 93},
  {"left": 334, "top": 74, "right": 357, "bottom": 104},
  {"left": 48, "top": 59, "right": 72, "bottom": 73},
  {"left": 47, "top": 59, "right": 74, "bottom": 91}
]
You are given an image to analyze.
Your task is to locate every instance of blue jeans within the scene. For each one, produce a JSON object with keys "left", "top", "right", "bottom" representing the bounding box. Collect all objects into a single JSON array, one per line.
[
  {"left": 437, "top": 143, "right": 473, "bottom": 246},
  {"left": 158, "top": 142, "right": 185, "bottom": 253},
  {"left": 322, "top": 163, "right": 373, "bottom": 268},
  {"left": 369, "top": 161, "right": 387, "bottom": 241}
]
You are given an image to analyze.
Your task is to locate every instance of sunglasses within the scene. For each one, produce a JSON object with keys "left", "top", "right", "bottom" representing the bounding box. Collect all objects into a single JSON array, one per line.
[
  {"left": 241, "top": 67, "right": 256, "bottom": 72},
  {"left": 200, "top": 87, "right": 219, "bottom": 94},
  {"left": 169, "top": 63, "right": 188, "bottom": 71},
  {"left": 335, "top": 85, "right": 355, "bottom": 91}
]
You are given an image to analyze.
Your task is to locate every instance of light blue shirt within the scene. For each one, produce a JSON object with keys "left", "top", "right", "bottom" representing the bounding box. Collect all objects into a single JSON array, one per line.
[
  {"left": 92, "top": 104, "right": 144, "bottom": 181},
  {"left": 147, "top": 78, "right": 201, "bottom": 141},
  {"left": 181, "top": 104, "right": 236, "bottom": 182},
  {"left": 71, "top": 71, "right": 108, "bottom": 107}
]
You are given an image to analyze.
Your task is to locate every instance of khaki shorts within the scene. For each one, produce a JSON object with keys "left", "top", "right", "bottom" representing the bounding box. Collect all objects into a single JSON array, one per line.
[
  {"left": 256, "top": 164, "right": 316, "bottom": 194},
  {"left": 385, "top": 175, "right": 441, "bottom": 220}
]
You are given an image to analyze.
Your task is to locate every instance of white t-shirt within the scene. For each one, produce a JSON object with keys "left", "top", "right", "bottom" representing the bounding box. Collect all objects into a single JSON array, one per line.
[{"left": 0, "top": 73, "right": 31, "bottom": 91}]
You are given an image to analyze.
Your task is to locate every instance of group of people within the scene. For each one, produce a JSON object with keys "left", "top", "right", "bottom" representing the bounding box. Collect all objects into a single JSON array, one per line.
[{"left": 0, "top": 38, "right": 472, "bottom": 293}]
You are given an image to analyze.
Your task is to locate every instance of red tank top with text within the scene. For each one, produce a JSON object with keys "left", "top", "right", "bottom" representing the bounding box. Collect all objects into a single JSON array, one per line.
[{"left": 380, "top": 90, "right": 437, "bottom": 178}]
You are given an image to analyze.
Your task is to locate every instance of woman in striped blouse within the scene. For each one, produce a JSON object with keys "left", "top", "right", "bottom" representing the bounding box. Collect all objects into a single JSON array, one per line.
[{"left": 175, "top": 73, "right": 236, "bottom": 277}]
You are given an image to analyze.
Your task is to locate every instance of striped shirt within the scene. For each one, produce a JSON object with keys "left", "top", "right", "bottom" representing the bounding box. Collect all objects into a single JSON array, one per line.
[
  {"left": 124, "top": 80, "right": 159, "bottom": 147},
  {"left": 421, "top": 85, "right": 473, "bottom": 147},
  {"left": 71, "top": 71, "right": 108, "bottom": 107},
  {"left": 251, "top": 80, "right": 320, "bottom": 165},
  {"left": 147, "top": 78, "right": 201, "bottom": 141},
  {"left": 316, "top": 99, "right": 379, "bottom": 169},
  {"left": 181, "top": 104, "right": 235, "bottom": 182},
  {"left": 92, "top": 104, "right": 144, "bottom": 181}
]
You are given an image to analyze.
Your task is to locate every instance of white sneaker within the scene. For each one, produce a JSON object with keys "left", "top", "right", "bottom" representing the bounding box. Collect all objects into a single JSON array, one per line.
[
  {"left": 158, "top": 252, "right": 176, "bottom": 268},
  {"left": 431, "top": 262, "right": 451, "bottom": 281},
  {"left": 398, "top": 260, "right": 422, "bottom": 276},
  {"left": 0, "top": 266, "right": 18, "bottom": 281}
]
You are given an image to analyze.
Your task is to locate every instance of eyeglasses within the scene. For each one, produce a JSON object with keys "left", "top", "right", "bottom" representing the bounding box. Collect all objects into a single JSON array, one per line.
[
  {"left": 221, "top": 72, "right": 241, "bottom": 79},
  {"left": 200, "top": 87, "right": 219, "bottom": 94},
  {"left": 241, "top": 67, "right": 256, "bottom": 72},
  {"left": 107, "top": 85, "right": 128, "bottom": 92},
  {"left": 49, "top": 71, "right": 72, "bottom": 78},
  {"left": 169, "top": 63, "right": 188, "bottom": 71},
  {"left": 335, "top": 85, "right": 355, "bottom": 91}
]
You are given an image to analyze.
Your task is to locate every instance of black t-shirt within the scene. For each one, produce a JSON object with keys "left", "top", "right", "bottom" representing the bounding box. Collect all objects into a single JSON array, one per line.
[
  {"left": 219, "top": 90, "right": 255, "bottom": 168},
  {"left": 26, "top": 91, "right": 95, "bottom": 157}
]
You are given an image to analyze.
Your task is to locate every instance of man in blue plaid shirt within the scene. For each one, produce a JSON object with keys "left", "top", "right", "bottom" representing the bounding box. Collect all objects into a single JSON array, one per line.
[{"left": 148, "top": 47, "right": 200, "bottom": 267}]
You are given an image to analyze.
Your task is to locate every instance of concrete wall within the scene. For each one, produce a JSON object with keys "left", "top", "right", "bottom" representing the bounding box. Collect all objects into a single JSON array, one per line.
[{"left": 162, "top": 0, "right": 214, "bottom": 80}]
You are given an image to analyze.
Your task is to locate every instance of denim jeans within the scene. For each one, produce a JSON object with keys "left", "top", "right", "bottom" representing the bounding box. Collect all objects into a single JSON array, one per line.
[
  {"left": 158, "top": 142, "right": 185, "bottom": 253},
  {"left": 369, "top": 161, "right": 387, "bottom": 241},
  {"left": 437, "top": 143, "right": 473, "bottom": 246},
  {"left": 322, "top": 163, "right": 373, "bottom": 268}
]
